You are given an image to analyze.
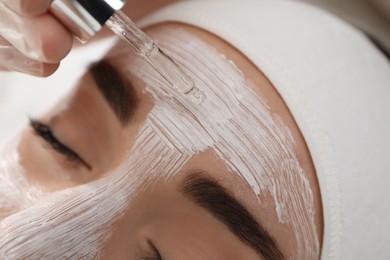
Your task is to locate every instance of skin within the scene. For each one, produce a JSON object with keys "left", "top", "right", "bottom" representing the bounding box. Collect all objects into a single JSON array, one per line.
[
  {"left": 101, "top": 152, "right": 261, "bottom": 260},
  {"left": 15, "top": 23, "right": 324, "bottom": 259}
]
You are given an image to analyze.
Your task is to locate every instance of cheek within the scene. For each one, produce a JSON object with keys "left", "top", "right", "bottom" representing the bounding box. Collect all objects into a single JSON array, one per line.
[
  {"left": 0, "top": 139, "right": 37, "bottom": 219},
  {"left": 18, "top": 129, "right": 85, "bottom": 190}
]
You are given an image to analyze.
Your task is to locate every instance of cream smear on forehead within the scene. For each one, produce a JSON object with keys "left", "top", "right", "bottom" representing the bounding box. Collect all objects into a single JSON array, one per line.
[
  {"left": 131, "top": 29, "right": 320, "bottom": 259},
  {"left": 0, "top": 29, "right": 318, "bottom": 259}
]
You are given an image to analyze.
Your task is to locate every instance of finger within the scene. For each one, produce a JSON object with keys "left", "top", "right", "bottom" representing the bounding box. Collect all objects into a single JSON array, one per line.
[
  {"left": 0, "top": 37, "right": 59, "bottom": 77},
  {"left": 0, "top": 2, "right": 73, "bottom": 63},
  {"left": 2, "top": 0, "right": 53, "bottom": 16}
]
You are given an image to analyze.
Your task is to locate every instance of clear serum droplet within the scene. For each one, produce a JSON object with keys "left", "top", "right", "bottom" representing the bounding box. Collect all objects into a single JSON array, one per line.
[
  {"left": 173, "top": 75, "right": 195, "bottom": 94},
  {"left": 189, "top": 87, "right": 207, "bottom": 105}
]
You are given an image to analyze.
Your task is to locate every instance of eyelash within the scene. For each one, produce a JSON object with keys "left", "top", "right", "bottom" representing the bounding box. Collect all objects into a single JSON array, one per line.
[{"left": 29, "top": 119, "right": 87, "bottom": 168}]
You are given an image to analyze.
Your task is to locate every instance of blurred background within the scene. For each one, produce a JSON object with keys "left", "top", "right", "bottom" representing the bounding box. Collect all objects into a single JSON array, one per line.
[{"left": 296, "top": 0, "right": 390, "bottom": 54}]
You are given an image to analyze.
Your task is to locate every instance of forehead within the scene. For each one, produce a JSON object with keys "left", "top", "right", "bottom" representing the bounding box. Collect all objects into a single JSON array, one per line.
[
  {"left": 112, "top": 27, "right": 300, "bottom": 193},
  {"left": 107, "top": 25, "right": 319, "bottom": 258}
]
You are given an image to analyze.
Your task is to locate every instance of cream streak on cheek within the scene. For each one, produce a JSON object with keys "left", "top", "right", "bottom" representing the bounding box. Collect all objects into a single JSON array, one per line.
[
  {"left": 0, "top": 137, "right": 42, "bottom": 220},
  {"left": 128, "top": 29, "right": 319, "bottom": 259}
]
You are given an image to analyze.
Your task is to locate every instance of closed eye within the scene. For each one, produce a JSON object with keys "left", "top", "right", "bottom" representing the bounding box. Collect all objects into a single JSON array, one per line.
[{"left": 29, "top": 118, "right": 91, "bottom": 170}]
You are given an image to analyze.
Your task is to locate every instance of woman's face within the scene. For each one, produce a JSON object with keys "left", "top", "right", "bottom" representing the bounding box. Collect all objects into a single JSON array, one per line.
[{"left": 0, "top": 24, "right": 323, "bottom": 259}]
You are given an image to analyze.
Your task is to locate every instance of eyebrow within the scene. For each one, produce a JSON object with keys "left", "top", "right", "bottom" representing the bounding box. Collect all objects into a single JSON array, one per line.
[
  {"left": 365, "top": 33, "right": 390, "bottom": 61},
  {"left": 181, "top": 172, "right": 284, "bottom": 260},
  {"left": 89, "top": 59, "right": 139, "bottom": 126}
]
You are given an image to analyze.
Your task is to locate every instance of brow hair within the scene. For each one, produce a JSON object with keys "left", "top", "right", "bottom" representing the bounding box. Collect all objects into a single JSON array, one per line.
[
  {"left": 89, "top": 59, "right": 139, "bottom": 125},
  {"left": 181, "top": 172, "right": 284, "bottom": 260},
  {"left": 364, "top": 33, "right": 390, "bottom": 61}
]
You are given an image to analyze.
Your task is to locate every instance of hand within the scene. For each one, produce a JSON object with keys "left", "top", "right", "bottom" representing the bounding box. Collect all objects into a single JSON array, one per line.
[{"left": 0, "top": 0, "right": 73, "bottom": 77}]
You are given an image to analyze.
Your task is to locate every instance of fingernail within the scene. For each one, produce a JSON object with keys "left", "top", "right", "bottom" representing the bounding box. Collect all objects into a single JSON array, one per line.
[
  {"left": 15, "top": 58, "right": 45, "bottom": 76},
  {"left": 0, "top": 45, "right": 45, "bottom": 76}
]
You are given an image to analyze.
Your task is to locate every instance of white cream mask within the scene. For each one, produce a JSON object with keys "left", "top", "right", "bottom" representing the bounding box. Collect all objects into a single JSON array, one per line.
[
  {"left": 0, "top": 29, "right": 318, "bottom": 259},
  {"left": 130, "top": 29, "right": 320, "bottom": 259},
  {"left": 0, "top": 137, "right": 42, "bottom": 221}
]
